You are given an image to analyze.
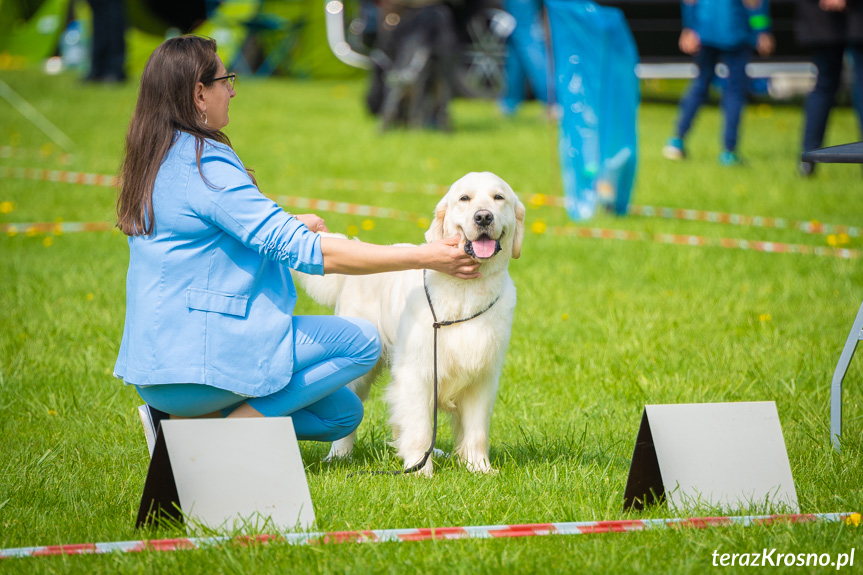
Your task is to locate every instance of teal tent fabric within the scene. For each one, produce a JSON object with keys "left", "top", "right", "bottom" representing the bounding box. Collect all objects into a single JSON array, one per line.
[
  {"left": 500, "top": 0, "right": 549, "bottom": 114},
  {"left": 545, "top": 0, "right": 640, "bottom": 219}
]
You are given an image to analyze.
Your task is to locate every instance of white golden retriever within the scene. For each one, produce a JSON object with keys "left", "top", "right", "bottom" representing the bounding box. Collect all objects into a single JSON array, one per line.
[{"left": 295, "top": 172, "right": 524, "bottom": 475}]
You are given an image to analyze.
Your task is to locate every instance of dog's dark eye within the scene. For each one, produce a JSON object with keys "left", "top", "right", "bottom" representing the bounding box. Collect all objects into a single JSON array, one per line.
[
  {"left": 494, "top": 194, "right": 504, "bottom": 201},
  {"left": 460, "top": 195, "right": 470, "bottom": 202}
]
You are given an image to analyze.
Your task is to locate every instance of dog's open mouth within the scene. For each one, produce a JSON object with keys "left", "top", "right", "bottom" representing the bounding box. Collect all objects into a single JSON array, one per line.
[{"left": 464, "top": 234, "right": 501, "bottom": 259}]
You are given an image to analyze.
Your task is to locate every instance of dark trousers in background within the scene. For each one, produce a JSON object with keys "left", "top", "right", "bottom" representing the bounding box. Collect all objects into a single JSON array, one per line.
[
  {"left": 86, "top": 0, "right": 126, "bottom": 81},
  {"left": 674, "top": 45, "right": 750, "bottom": 153},
  {"left": 802, "top": 45, "right": 863, "bottom": 153}
]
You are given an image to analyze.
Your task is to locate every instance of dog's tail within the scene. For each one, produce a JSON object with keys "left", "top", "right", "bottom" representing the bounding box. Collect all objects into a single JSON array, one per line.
[
  {"left": 291, "top": 232, "right": 347, "bottom": 309},
  {"left": 291, "top": 269, "right": 345, "bottom": 309}
]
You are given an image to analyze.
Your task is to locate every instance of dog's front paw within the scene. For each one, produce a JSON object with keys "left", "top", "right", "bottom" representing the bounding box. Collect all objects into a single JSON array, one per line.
[
  {"left": 404, "top": 455, "right": 434, "bottom": 477},
  {"left": 324, "top": 442, "right": 354, "bottom": 462},
  {"left": 465, "top": 457, "right": 496, "bottom": 475}
]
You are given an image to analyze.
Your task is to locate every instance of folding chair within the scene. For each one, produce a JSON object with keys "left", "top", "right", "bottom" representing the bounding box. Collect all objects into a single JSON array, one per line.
[
  {"left": 828, "top": 300, "right": 863, "bottom": 452},
  {"left": 801, "top": 141, "right": 863, "bottom": 452}
]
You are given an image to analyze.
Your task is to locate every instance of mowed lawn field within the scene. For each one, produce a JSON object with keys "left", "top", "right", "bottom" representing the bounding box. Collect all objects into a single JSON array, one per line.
[{"left": 1, "top": 70, "right": 862, "bottom": 573}]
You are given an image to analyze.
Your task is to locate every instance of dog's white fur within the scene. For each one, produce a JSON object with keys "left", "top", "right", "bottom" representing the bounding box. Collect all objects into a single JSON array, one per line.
[{"left": 294, "top": 172, "right": 525, "bottom": 476}]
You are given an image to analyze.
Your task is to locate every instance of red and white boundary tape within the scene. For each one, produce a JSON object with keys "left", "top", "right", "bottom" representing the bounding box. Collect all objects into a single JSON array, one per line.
[
  {"left": 2, "top": 166, "right": 859, "bottom": 239},
  {"left": 552, "top": 226, "right": 861, "bottom": 260},
  {"left": 627, "top": 205, "right": 861, "bottom": 238},
  {"left": 317, "top": 177, "right": 863, "bottom": 238},
  {"left": 0, "top": 512, "right": 858, "bottom": 559},
  {"left": 0, "top": 165, "right": 116, "bottom": 187},
  {"left": 0, "top": 146, "right": 73, "bottom": 165},
  {"left": 3, "top": 196, "right": 859, "bottom": 259}
]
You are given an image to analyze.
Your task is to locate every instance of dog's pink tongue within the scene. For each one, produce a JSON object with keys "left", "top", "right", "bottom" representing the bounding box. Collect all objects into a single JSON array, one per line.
[{"left": 472, "top": 238, "right": 496, "bottom": 258}]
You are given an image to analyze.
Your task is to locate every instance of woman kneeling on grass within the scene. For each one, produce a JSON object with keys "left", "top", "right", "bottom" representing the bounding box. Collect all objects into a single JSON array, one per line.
[{"left": 114, "top": 35, "right": 480, "bottom": 454}]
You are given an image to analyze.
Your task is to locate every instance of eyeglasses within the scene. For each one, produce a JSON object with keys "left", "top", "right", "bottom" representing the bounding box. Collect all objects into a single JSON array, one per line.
[{"left": 211, "top": 73, "right": 236, "bottom": 89}]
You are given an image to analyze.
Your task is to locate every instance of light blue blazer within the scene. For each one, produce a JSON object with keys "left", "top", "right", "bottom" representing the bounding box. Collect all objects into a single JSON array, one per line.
[{"left": 113, "top": 131, "right": 324, "bottom": 397}]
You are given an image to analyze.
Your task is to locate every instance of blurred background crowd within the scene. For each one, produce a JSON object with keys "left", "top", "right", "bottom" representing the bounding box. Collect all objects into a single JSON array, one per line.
[{"left": 0, "top": 0, "right": 860, "bottom": 209}]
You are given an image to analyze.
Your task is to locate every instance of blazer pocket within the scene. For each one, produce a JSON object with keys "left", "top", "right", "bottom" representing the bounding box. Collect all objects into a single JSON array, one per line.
[{"left": 185, "top": 288, "right": 250, "bottom": 318}]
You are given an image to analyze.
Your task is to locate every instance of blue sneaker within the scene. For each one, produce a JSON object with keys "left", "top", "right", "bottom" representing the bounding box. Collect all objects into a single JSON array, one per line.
[
  {"left": 662, "top": 137, "right": 686, "bottom": 160},
  {"left": 719, "top": 150, "right": 744, "bottom": 166}
]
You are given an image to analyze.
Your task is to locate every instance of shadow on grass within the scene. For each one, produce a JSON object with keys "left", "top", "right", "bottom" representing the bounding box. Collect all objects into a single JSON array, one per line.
[{"left": 301, "top": 423, "right": 630, "bottom": 477}]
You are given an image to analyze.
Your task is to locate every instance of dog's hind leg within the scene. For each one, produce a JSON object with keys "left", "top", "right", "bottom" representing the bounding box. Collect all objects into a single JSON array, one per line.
[{"left": 325, "top": 360, "right": 383, "bottom": 461}]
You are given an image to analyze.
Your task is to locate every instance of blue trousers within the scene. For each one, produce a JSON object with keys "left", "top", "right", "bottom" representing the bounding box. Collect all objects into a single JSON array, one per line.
[
  {"left": 802, "top": 45, "right": 863, "bottom": 153},
  {"left": 675, "top": 45, "right": 750, "bottom": 152},
  {"left": 135, "top": 315, "right": 381, "bottom": 442}
]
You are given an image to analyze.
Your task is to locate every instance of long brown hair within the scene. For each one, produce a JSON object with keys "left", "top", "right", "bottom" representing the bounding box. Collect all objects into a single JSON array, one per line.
[{"left": 117, "top": 35, "right": 232, "bottom": 236}]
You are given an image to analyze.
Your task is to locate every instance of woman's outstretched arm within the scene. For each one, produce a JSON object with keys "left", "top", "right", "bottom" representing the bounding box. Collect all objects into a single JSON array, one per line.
[{"left": 320, "top": 235, "right": 481, "bottom": 279}]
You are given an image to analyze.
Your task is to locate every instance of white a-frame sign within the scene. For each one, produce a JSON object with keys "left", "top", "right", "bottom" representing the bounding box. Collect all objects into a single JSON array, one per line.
[
  {"left": 136, "top": 417, "right": 316, "bottom": 532},
  {"left": 623, "top": 402, "right": 799, "bottom": 512}
]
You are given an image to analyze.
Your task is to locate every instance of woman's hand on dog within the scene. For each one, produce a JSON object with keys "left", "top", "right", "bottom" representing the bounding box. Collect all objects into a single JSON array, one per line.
[
  {"left": 297, "top": 213, "right": 329, "bottom": 233},
  {"left": 424, "top": 235, "right": 482, "bottom": 279}
]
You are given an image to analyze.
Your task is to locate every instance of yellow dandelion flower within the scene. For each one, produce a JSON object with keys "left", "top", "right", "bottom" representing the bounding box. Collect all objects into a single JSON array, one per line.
[
  {"left": 758, "top": 313, "right": 771, "bottom": 322},
  {"left": 26, "top": 226, "right": 39, "bottom": 237},
  {"left": 86, "top": 293, "right": 95, "bottom": 301},
  {"left": 838, "top": 233, "right": 850, "bottom": 245},
  {"left": 361, "top": 219, "right": 375, "bottom": 231},
  {"left": 7, "top": 225, "right": 18, "bottom": 237},
  {"left": 561, "top": 313, "right": 569, "bottom": 321},
  {"left": 827, "top": 234, "right": 838, "bottom": 247},
  {"left": 346, "top": 225, "right": 359, "bottom": 237},
  {"left": 846, "top": 513, "right": 861, "bottom": 527},
  {"left": 531, "top": 221, "right": 547, "bottom": 234},
  {"left": 416, "top": 217, "right": 430, "bottom": 229},
  {"left": 48, "top": 409, "right": 57, "bottom": 416},
  {"left": 0, "top": 201, "right": 14, "bottom": 214},
  {"left": 530, "top": 194, "right": 547, "bottom": 207},
  {"left": 42, "top": 236, "right": 53, "bottom": 247}
]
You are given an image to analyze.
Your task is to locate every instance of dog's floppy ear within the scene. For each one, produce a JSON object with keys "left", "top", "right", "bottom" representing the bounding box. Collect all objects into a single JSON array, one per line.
[
  {"left": 424, "top": 196, "right": 448, "bottom": 242},
  {"left": 511, "top": 199, "right": 526, "bottom": 259}
]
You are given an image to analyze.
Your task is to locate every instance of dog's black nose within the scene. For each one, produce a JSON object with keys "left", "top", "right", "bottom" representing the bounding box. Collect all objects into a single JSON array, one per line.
[{"left": 474, "top": 210, "right": 494, "bottom": 227}]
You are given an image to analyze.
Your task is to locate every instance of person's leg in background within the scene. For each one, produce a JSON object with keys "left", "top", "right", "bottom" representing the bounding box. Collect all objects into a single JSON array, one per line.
[
  {"left": 799, "top": 44, "right": 845, "bottom": 176},
  {"left": 500, "top": 39, "right": 528, "bottom": 116},
  {"left": 848, "top": 45, "right": 863, "bottom": 141},
  {"left": 664, "top": 45, "right": 720, "bottom": 160},
  {"left": 102, "top": 0, "right": 126, "bottom": 81},
  {"left": 85, "top": 0, "right": 127, "bottom": 82},
  {"left": 428, "top": 4, "right": 458, "bottom": 130},
  {"left": 718, "top": 45, "right": 750, "bottom": 165}
]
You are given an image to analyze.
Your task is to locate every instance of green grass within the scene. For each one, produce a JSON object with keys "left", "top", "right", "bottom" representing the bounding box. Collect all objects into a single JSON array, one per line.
[{"left": 1, "top": 70, "right": 862, "bottom": 573}]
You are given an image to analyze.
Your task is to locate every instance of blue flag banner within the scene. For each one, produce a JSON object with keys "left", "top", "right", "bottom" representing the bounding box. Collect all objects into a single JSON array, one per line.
[
  {"left": 500, "top": 0, "right": 549, "bottom": 114},
  {"left": 545, "top": 0, "right": 640, "bottom": 220}
]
